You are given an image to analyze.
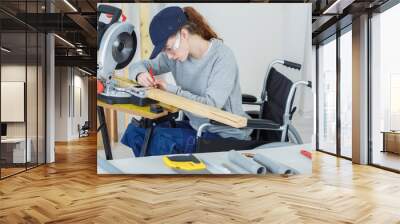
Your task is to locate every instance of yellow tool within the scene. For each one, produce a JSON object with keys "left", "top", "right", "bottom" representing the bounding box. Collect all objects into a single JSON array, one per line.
[{"left": 163, "top": 155, "right": 207, "bottom": 171}]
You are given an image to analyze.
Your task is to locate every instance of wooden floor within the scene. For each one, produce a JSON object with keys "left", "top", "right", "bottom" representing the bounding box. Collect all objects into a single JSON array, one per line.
[
  {"left": 1, "top": 167, "right": 26, "bottom": 178},
  {"left": 1, "top": 135, "right": 400, "bottom": 223},
  {"left": 1, "top": 163, "right": 45, "bottom": 178}
]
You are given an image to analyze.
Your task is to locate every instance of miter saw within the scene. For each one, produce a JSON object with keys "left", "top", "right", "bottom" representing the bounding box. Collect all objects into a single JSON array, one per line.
[{"left": 97, "top": 4, "right": 156, "bottom": 106}]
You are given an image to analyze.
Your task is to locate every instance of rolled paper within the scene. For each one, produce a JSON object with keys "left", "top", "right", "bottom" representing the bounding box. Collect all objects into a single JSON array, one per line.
[
  {"left": 253, "top": 153, "right": 299, "bottom": 175},
  {"left": 227, "top": 150, "right": 266, "bottom": 174},
  {"left": 222, "top": 163, "right": 249, "bottom": 174}
]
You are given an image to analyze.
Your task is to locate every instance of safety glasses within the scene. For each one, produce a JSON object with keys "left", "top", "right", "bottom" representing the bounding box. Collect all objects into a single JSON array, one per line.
[{"left": 164, "top": 31, "right": 181, "bottom": 53}]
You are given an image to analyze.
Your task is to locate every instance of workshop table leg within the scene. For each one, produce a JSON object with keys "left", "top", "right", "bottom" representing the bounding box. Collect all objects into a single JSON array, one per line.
[{"left": 97, "top": 106, "right": 113, "bottom": 160}]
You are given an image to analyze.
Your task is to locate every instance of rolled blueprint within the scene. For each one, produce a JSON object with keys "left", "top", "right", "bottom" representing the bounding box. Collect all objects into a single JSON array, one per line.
[
  {"left": 222, "top": 163, "right": 249, "bottom": 174},
  {"left": 253, "top": 153, "right": 299, "bottom": 175},
  {"left": 227, "top": 150, "right": 266, "bottom": 174}
]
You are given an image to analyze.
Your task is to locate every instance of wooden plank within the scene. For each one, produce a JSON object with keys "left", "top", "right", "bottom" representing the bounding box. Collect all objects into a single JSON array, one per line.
[
  {"left": 110, "top": 76, "right": 248, "bottom": 128},
  {"left": 147, "top": 89, "right": 247, "bottom": 128}
]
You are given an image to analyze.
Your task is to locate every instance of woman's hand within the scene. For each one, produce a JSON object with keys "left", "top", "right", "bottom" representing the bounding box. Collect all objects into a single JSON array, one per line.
[
  {"left": 154, "top": 79, "right": 167, "bottom": 91},
  {"left": 137, "top": 72, "right": 156, "bottom": 87}
]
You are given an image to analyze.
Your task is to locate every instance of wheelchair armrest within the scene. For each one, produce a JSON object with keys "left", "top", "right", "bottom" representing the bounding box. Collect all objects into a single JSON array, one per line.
[
  {"left": 242, "top": 94, "right": 262, "bottom": 105},
  {"left": 247, "top": 119, "right": 281, "bottom": 129},
  {"left": 210, "top": 119, "right": 281, "bottom": 130},
  {"left": 242, "top": 94, "right": 257, "bottom": 103},
  {"left": 283, "top": 60, "right": 301, "bottom": 70}
]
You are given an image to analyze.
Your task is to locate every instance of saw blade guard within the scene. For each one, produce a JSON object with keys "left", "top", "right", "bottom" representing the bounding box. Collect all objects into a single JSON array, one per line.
[{"left": 97, "top": 21, "right": 137, "bottom": 79}]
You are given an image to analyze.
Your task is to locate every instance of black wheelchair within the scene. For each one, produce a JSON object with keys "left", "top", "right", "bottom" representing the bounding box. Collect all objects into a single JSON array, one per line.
[{"left": 194, "top": 59, "right": 312, "bottom": 153}]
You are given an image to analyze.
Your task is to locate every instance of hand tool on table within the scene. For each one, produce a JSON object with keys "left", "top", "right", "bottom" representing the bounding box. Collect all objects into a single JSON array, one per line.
[
  {"left": 163, "top": 155, "right": 207, "bottom": 171},
  {"left": 300, "top": 149, "right": 312, "bottom": 159},
  {"left": 148, "top": 66, "right": 156, "bottom": 83}
]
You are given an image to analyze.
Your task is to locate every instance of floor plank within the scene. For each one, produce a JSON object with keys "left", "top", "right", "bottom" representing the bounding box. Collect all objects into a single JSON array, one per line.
[{"left": 0, "top": 135, "right": 399, "bottom": 223}]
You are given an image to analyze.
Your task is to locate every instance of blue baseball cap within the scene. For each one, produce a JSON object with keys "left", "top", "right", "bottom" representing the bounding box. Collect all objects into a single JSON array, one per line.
[{"left": 149, "top": 6, "right": 187, "bottom": 59}]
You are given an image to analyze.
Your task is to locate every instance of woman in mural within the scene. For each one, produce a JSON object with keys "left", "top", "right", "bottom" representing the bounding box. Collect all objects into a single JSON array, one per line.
[{"left": 122, "top": 6, "right": 251, "bottom": 156}]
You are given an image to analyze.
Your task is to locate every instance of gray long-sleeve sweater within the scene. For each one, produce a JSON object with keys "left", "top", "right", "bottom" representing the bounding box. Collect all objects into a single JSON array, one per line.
[{"left": 129, "top": 38, "right": 252, "bottom": 140}]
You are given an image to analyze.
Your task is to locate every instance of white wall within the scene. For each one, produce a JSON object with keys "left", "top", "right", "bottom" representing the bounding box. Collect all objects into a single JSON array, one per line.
[
  {"left": 55, "top": 66, "right": 68, "bottom": 141},
  {"left": 72, "top": 74, "right": 89, "bottom": 138},
  {"left": 54, "top": 67, "right": 89, "bottom": 141}
]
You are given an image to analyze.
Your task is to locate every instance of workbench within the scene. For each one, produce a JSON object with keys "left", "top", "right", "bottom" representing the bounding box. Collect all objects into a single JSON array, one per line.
[
  {"left": 98, "top": 77, "right": 248, "bottom": 160},
  {"left": 97, "top": 143, "right": 313, "bottom": 174},
  {"left": 97, "top": 100, "right": 179, "bottom": 160}
]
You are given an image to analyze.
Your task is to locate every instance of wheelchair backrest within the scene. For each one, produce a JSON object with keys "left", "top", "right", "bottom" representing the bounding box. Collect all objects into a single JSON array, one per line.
[{"left": 261, "top": 67, "right": 296, "bottom": 125}]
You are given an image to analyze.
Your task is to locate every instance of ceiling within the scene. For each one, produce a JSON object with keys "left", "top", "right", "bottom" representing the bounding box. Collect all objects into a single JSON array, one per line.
[
  {"left": 0, "top": 0, "right": 396, "bottom": 74},
  {"left": 0, "top": 0, "right": 97, "bottom": 74},
  {"left": 310, "top": 0, "right": 391, "bottom": 44}
]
